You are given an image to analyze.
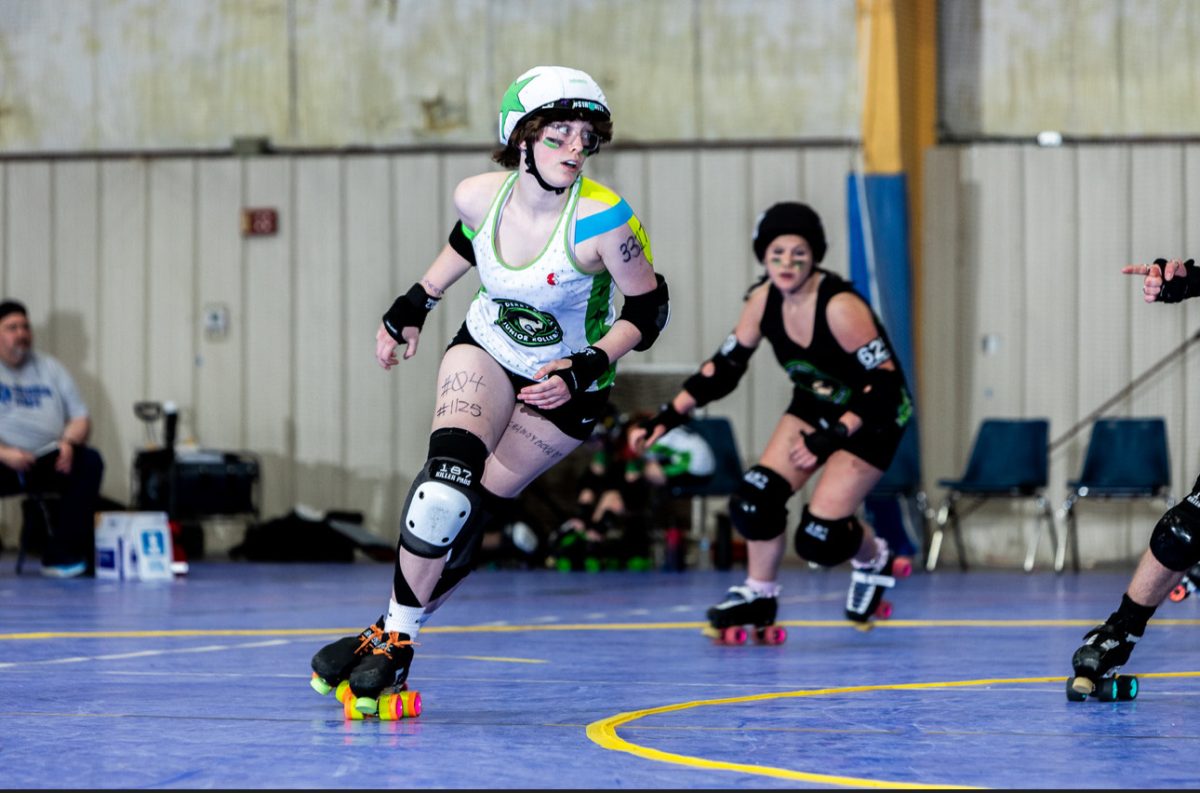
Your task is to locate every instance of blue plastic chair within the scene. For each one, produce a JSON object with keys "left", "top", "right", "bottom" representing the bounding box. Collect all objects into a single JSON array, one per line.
[
  {"left": 1058, "top": 418, "right": 1173, "bottom": 573},
  {"left": 930, "top": 418, "right": 1055, "bottom": 572}
]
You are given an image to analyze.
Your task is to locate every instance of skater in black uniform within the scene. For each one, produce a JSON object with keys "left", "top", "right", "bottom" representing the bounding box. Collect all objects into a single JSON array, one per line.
[
  {"left": 630, "top": 202, "right": 913, "bottom": 643},
  {"left": 1067, "top": 256, "right": 1200, "bottom": 701}
]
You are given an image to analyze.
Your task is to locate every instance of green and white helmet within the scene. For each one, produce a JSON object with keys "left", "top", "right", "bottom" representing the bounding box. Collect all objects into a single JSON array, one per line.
[{"left": 497, "top": 65, "right": 610, "bottom": 146}]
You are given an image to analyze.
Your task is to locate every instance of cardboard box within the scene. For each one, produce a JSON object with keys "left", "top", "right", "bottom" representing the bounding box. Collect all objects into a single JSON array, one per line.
[{"left": 95, "top": 511, "right": 175, "bottom": 581}]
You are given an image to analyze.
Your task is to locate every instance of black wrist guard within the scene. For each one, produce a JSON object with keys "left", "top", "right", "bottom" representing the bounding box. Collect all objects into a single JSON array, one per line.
[
  {"left": 640, "top": 403, "right": 688, "bottom": 436},
  {"left": 803, "top": 421, "right": 849, "bottom": 464},
  {"left": 555, "top": 346, "right": 610, "bottom": 395},
  {"left": 1155, "top": 258, "right": 1199, "bottom": 303},
  {"left": 382, "top": 283, "right": 440, "bottom": 342}
]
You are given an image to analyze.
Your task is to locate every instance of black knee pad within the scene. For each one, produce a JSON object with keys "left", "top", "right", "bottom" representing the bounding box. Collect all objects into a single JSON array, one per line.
[
  {"left": 793, "top": 507, "right": 863, "bottom": 567},
  {"left": 728, "top": 465, "right": 792, "bottom": 541},
  {"left": 1149, "top": 496, "right": 1200, "bottom": 572},
  {"left": 398, "top": 428, "right": 488, "bottom": 560}
]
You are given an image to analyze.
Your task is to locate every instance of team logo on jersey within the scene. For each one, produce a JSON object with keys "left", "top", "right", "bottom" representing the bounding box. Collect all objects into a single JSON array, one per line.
[
  {"left": 784, "top": 360, "right": 851, "bottom": 405},
  {"left": 547, "top": 272, "right": 558, "bottom": 286},
  {"left": 493, "top": 299, "right": 563, "bottom": 346}
]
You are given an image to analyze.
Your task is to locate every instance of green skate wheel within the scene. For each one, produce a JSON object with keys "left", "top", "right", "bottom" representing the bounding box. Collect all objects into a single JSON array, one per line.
[
  {"left": 1065, "top": 676, "right": 1089, "bottom": 701},
  {"left": 310, "top": 672, "right": 334, "bottom": 696},
  {"left": 1096, "top": 678, "right": 1120, "bottom": 702},
  {"left": 343, "top": 694, "right": 365, "bottom": 720},
  {"left": 1116, "top": 675, "right": 1138, "bottom": 701},
  {"left": 354, "top": 696, "right": 380, "bottom": 716},
  {"left": 334, "top": 680, "right": 353, "bottom": 704}
]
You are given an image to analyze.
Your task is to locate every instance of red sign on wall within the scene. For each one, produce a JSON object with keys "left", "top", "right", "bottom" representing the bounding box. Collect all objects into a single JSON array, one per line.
[{"left": 241, "top": 208, "right": 278, "bottom": 237}]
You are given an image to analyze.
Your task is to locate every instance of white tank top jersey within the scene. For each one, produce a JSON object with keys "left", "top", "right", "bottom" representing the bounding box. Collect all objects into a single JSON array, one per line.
[{"left": 464, "top": 172, "right": 651, "bottom": 390}]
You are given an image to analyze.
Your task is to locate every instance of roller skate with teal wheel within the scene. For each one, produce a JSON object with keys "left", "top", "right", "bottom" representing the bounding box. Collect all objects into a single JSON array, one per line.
[
  {"left": 344, "top": 630, "right": 417, "bottom": 717},
  {"left": 703, "top": 585, "right": 787, "bottom": 646},
  {"left": 1066, "top": 620, "right": 1140, "bottom": 702},
  {"left": 309, "top": 616, "right": 384, "bottom": 696},
  {"left": 845, "top": 538, "right": 911, "bottom": 630},
  {"left": 1168, "top": 562, "right": 1200, "bottom": 603}
]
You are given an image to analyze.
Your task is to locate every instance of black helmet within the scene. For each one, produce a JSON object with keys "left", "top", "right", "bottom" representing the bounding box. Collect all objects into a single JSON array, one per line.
[{"left": 751, "top": 202, "right": 826, "bottom": 263}]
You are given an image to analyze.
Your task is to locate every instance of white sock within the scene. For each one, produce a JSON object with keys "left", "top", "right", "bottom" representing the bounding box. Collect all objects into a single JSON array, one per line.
[
  {"left": 745, "top": 577, "right": 781, "bottom": 598},
  {"left": 384, "top": 598, "right": 425, "bottom": 639}
]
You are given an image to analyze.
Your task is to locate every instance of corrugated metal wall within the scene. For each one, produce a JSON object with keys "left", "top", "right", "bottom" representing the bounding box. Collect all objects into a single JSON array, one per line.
[
  {"left": 0, "top": 145, "right": 857, "bottom": 550},
  {"left": 922, "top": 143, "right": 1200, "bottom": 568}
]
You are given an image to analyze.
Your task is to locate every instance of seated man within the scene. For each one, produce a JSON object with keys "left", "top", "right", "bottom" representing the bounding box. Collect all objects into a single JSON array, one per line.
[{"left": 0, "top": 300, "right": 104, "bottom": 577}]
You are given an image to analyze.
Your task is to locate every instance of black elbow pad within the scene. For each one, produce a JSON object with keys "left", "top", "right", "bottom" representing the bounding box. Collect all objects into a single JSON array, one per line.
[
  {"left": 682, "top": 334, "right": 753, "bottom": 406},
  {"left": 620, "top": 273, "right": 671, "bottom": 351},
  {"left": 448, "top": 220, "right": 477, "bottom": 266}
]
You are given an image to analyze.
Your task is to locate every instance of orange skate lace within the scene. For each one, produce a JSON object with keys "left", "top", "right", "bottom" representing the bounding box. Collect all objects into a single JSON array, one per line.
[
  {"left": 371, "top": 631, "right": 418, "bottom": 658},
  {"left": 354, "top": 623, "right": 385, "bottom": 655}
]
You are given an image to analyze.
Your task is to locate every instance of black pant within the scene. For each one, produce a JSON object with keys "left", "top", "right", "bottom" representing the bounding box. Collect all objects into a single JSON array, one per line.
[{"left": 0, "top": 445, "right": 104, "bottom": 568}]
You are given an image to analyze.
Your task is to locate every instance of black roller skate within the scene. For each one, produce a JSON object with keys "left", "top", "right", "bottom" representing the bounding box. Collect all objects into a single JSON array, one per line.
[
  {"left": 703, "top": 585, "right": 787, "bottom": 645},
  {"left": 1066, "top": 620, "right": 1140, "bottom": 702},
  {"left": 344, "top": 630, "right": 419, "bottom": 718},
  {"left": 309, "top": 616, "right": 384, "bottom": 696},
  {"left": 845, "top": 538, "right": 912, "bottom": 630},
  {"left": 1168, "top": 562, "right": 1200, "bottom": 603}
]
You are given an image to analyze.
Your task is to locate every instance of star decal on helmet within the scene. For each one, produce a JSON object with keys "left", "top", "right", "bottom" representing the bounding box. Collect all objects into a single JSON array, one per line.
[{"left": 499, "top": 75, "right": 536, "bottom": 140}]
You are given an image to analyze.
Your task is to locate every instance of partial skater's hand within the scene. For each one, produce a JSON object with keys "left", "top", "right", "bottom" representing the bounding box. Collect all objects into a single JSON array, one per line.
[
  {"left": 375, "top": 322, "right": 420, "bottom": 369},
  {"left": 519, "top": 359, "right": 572, "bottom": 409},
  {"left": 1121, "top": 259, "right": 1188, "bottom": 303}
]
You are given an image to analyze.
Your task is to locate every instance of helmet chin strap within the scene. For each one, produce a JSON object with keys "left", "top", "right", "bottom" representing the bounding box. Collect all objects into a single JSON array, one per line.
[{"left": 523, "top": 145, "right": 567, "bottom": 195}]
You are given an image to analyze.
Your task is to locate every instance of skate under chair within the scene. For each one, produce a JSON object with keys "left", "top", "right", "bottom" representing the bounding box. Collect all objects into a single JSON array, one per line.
[
  {"left": 666, "top": 416, "right": 744, "bottom": 571},
  {"left": 1057, "top": 417, "right": 1173, "bottom": 575},
  {"left": 929, "top": 418, "right": 1054, "bottom": 573}
]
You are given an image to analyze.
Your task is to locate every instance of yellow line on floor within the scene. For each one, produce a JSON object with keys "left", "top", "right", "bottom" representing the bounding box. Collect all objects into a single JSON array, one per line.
[
  {"left": 2, "top": 617, "right": 1199, "bottom": 641},
  {"left": 585, "top": 671, "right": 1200, "bottom": 789}
]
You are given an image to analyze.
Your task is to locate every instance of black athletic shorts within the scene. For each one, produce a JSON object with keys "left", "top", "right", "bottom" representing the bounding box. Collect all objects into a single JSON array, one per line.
[
  {"left": 785, "top": 389, "right": 907, "bottom": 471},
  {"left": 449, "top": 322, "right": 612, "bottom": 442}
]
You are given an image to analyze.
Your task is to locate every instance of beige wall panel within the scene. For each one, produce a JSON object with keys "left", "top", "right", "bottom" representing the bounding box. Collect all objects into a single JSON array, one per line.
[
  {"left": 963, "top": 147, "right": 1025, "bottom": 421},
  {"left": 96, "top": 160, "right": 149, "bottom": 505},
  {"left": 1183, "top": 146, "right": 1200, "bottom": 498},
  {"left": 389, "top": 154, "right": 445, "bottom": 519},
  {"left": 920, "top": 149, "right": 965, "bottom": 503},
  {"left": 962, "top": 0, "right": 1200, "bottom": 136},
  {"left": 952, "top": 146, "right": 1036, "bottom": 561},
  {"left": 1117, "top": 1, "right": 1200, "bottom": 134},
  {"left": 804, "top": 151, "right": 853, "bottom": 280},
  {"left": 243, "top": 157, "right": 294, "bottom": 518},
  {"left": 643, "top": 151, "right": 699, "bottom": 363},
  {"left": 343, "top": 156, "right": 397, "bottom": 533},
  {"left": 51, "top": 162, "right": 100, "bottom": 399},
  {"left": 1019, "top": 148, "right": 1077, "bottom": 567},
  {"left": 4, "top": 163, "right": 52, "bottom": 318},
  {"left": 744, "top": 149, "right": 800, "bottom": 457},
  {"left": 430, "top": 153, "right": 487, "bottom": 353},
  {"left": 194, "top": 160, "right": 244, "bottom": 451},
  {"left": 293, "top": 158, "right": 346, "bottom": 508},
  {"left": 1065, "top": 146, "right": 1131, "bottom": 565},
  {"left": 146, "top": 160, "right": 197, "bottom": 441},
  {"left": 295, "top": 0, "right": 488, "bottom": 147},
  {"left": 1118, "top": 146, "right": 1188, "bottom": 558},
  {"left": 99, "top": 1, "right": 289, "bottom": 151},
  {"left": 698, "top": 0, "right": 857, "bottom": 140},
  {"left": 694, "top": 149, "right": 753, "bottom": 451}
]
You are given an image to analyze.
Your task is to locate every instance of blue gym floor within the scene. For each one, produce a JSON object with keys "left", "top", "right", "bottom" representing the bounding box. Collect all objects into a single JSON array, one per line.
[{"left": 1, "top": 556, "right": 1197, "bottom": 790}]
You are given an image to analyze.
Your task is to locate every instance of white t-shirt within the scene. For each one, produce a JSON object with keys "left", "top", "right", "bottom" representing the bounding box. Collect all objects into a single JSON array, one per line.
[{"left": 0, "top": 351, "right": 88, "bottom": 452}]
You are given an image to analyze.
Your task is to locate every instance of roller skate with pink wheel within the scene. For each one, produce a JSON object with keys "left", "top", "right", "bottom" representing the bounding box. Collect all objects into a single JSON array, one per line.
[
  {"left": 1168, "top": 562, "right": 1200, "bottom": 603},
  {"left": 341, "top": 630, "right": 420, "bottom": 718},
  {"left": 309, "top": 616, "right": 384, "bottom": 696},
  {"left": 1066, "top": 619, "right": 1140, "bottom": 702},
  {"left": 702, "top": 584, "right": 787, "bottom": 646},
  {"left": 845, "top": 538, "right": 911, "bottom": 630}
]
